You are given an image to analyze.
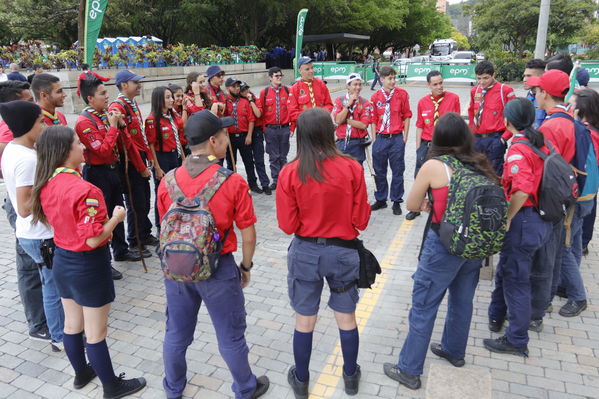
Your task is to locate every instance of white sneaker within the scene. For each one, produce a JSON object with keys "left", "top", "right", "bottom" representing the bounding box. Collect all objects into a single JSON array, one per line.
[{"left": 51, "top": 340, "right": 64, "bottom": 352}]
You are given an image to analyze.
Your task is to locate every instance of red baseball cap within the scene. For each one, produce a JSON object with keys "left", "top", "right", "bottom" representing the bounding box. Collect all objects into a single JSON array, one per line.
[{"left": 527, "top": 69, "right": 570, "bottom": 97}]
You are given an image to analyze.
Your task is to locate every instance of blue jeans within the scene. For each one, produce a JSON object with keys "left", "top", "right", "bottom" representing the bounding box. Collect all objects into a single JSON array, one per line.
[
  {"left": 371, "top": 73, "right": 382, "bottom": 90},
  {"left": 162, "top": 254, "right": 256, "bottom": 399},
  {"left": 398, "top": 230, "right": 481, "bottom": 375},
  {"left": 18, "top": 238, "right": 65, "bottom": 342},
  {"left": 560, "top": 201, "right": 593, "bottom": 301},
  {"left": 489, "top": 207, "right": 551, "bottom": 348},
  {"left": 264, "top": 125, "right": 290, "bottom": 184},
  {"left": 251, "top": 127, "right": 270, "bottom": 188},
  {"left": 373, "top": 134, "right": 405, "bottom": 203}
]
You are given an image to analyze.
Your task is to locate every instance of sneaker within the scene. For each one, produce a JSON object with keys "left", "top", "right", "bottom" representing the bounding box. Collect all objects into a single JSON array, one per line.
[
  {"left": 51, "top": 340, "right": 64, "bottom": 352},
  {"left": 405, "top": 211, "right": 420, "bottom": 220},
  {"left": 74, "top": 364, "right": 96, "bottom": 389},
  {"left": 140, "top": 248, "right": 152, "bottom": 258},
  {"left": 142, "top": 235, "right": 159, "bottom": 246},
  {"left": 250, "top": 185, "right": 263, "bottom": 194},
  {"left": 488, "top": 317, "right": 504, "bottom": 332},
  {"left": 546, "top": 302, "right": 553, "bottom": 313},
  {"left": 371, "top": 201, "right": 387, "bottom": 211},
  {"left": 392, "top": 202, "right": 402, "bottom": 216},
  {"left": 287, "top": 366, "right": 308, "bottom": 399},
  {"left": 111, "top": 266, "right": 123, "bottom": 280},
  {"left": 430, "top": 343, "right": 465, "bottom": 367},
  {"left": 483, "top": 335, "right": 528, "bottom": 357},
  {"left": 29, "top": 329, "right": 51, "bottom": 341},
  {"left": 250, "top": 375, "right": 270, "bottom": 399},
  {"left": 383, "top": 363, "right": 421, "bottom": 390},
  {"left": 343, "top": 365, "right": 361, "bottom": 395},
  {"left": 269, "top": 183, "right": 277, "bottom": 191},
  {"left": 262, "top": 186, "right": 272, "bottom": 196},
  {"left": 114, "top": 250, "right": 141, "bottom": 262},
  {"left": 103, "top": 373, "right": 146, "bottom": 399},
  {"left": 559, "top": 300, "right": 587, "bottom": 317},
  {"left": 529, "top": 319, "right": 543, "bottom": 333},
  {"left": 555, "top": 286, "right": 567, "bottom": 299}
]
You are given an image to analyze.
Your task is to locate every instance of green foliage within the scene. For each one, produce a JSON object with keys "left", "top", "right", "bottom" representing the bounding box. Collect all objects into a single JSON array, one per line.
[
  {"left": 452, "top": 28, "right": 470, "bottom": 50},
  {"left": 485, "top": 50, "right": 528, "bottom": 81},
  {"left": 580, "top": 23, "right": 599, "bottom": 48},
  {"left": 467, "top": 0, "right": 596, "bottom": 56}
]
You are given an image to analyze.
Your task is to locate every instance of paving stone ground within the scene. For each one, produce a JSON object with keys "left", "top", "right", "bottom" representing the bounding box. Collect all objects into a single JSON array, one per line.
[{"left": 0, "top": 81, "right": 598, "bottom": 399}]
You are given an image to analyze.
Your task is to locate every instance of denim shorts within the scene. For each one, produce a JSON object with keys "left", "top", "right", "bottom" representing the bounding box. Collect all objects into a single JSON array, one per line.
[{"left": 287, "top": 237, "right": 360, "bottom": 316}]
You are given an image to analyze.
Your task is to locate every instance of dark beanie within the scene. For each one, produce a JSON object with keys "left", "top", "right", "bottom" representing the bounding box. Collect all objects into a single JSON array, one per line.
[{"left": 0, "top": 100, "right": 42, "bottom": 138}]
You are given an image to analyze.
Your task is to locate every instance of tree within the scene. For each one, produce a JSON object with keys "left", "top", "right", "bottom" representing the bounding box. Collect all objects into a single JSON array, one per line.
[
  {"left": 452, "top": 28, "right": 470, "bottom": 50},
  {"left": 580, "top": 22, "right": 599, "bottom": 47},
  {"left": 466, "top": 0, "right": 595, "bottom": 57}
]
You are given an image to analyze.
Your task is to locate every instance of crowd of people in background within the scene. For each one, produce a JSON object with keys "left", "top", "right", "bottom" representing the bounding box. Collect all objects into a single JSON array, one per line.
[{"left": 0, "top": 51, "right": 598, "bottom": 399}]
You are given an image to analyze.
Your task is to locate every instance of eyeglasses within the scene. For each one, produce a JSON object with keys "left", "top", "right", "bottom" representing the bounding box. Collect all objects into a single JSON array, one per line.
[
  {"left": 216, "top": 73, "right": 225, "bottom": 78},
  {"left": 273, "top": 74, "right": 284, "bottom": 78}
]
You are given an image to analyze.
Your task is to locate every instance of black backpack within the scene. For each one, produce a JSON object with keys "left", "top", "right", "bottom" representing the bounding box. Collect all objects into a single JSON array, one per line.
[{"left": 514, "top": 140, "right": 577, "bottom": 222}]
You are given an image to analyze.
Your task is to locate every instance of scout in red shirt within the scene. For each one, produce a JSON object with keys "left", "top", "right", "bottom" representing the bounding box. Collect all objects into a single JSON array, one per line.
[
  {"left": 258, "top": 67, "right": 291, "bottom": 189},
  {"left": 31, "top": 126, "right": 147, "bottom": 397},
  {"left": 369, "top": 66, "right": 412, "bottom": 216},
  {"left": 30, "top": 73, "right": 68, "bottom": 126},
  {"left": 205, "top": 65, "right": 227, "bottom": 116},
  {"left": 76, "top": 76, "right": 148, "bottom": 267},
  {"left": 485, "top": 98, "right": 552, "bottom": 357},
  {"left": 288, "top": 57, "right": 333, "bottom": 132},
  {"left": 276, "top": 108, "right": 370, "bottom": 398},
  {"left": 409, "top": 71, "right": 461, "bottom": 221},
  {"left": 156, "top": 110, "right": 269, "bottom": 399},
  {"left": 468, "top": 61, "right": 516, "bottom": 176},
  {"left": 109, "top": 70, "right": 158, "bottom": 249},
  {"left": 241, "top": 82, "right": 271, "bottom": 194},
  {"left": 0, "top": 81, "right": 34, "bottom": 167},
  {"left": 183, "top": 72, "right": 220, "bottom": 120},
  {"left": 76, "top": 64, "right": 110, "bottom": 97},
  {"left": 332, "top": 73, "right": 373, "bottom": 166},
  {"left": 224, "top": 78, "right": 259, "bottom": 191}
]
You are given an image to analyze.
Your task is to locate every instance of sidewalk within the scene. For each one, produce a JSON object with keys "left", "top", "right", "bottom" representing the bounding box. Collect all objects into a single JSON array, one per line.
[{"left": 0, "top": 83, "right": 598, "bottom": 398}]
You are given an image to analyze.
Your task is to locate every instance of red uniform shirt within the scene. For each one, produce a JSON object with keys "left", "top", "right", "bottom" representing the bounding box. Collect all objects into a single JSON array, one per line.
[
  {"left": 184, "top": 92, "right": 206, "bottom": 115},
  {"left": 145, "top": 113, "right": 186, "bottom": 153},
  {"left": 370, "top": 87, "right": 412, "bottom": 135},
  {"left": 539, "top": 105, "right": 575, "bottom": 163},
  {"left": 468, "top": 83, "right": 515, "bottom": 139},
  {"left": 225, "top": 95, "right": 255, "bottom": 133},
  {"left": 288, "top": 78, "right": 333, "bottom": 130},
  {"left": 108, "top": 99, "right": 150, "bottom": 155},
  {"left": 75, "top": 111, "right": 146, "bottom": 173},
  {"left": 276, "top": 156, "right": 371, "bottom": 240},
  {"left": 247, "top": 91, "right": 264, "bottom": 128},
  {"left": 0, "top": 121, "right": 13, "bottom": 143},
  {"left": 502, "top": 135, "right": 549, "bottom": 207},
  {"left": 416, "top": 91, "right": 461, "bottom": 141},
  {"left": 41, "top": 108, "right": 68, "bottom": 126},
  {"left": 41, "top": 172, "right": 109, "bottom": 252},
  {"left": 332, "top": 96, "right": 373, "bottom": 139},
  {"left": 259, "top": 85, "right": 290, "bottom": 126},
  {"left": 208, "top": 84, "right": 226, "bottom": 117},
  {"left": 157, "top": 161, "right": 257, "bottom": 254}
]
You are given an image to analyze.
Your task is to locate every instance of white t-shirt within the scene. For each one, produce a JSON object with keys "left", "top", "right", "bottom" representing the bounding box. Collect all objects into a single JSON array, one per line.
[
  {"left": 0, "top": 73, "right": 7, "bottom": 82},
  {"left": 1, "top": 142, "right": 53, "bottom": 239}
]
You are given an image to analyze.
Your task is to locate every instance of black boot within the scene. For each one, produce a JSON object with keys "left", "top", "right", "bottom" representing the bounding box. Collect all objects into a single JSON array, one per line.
[
  {"left": 287, "top": 366, "right": 308, "bottom": 399},
  {"left": 74, "top": 364, "right": 96, "bottom": 389},
  {"left": 250, "top": 375, "right": 270, "bottom": 399},
  {"left": 343, "top": 364, "right": 361, "bottom": 395},
  {"left": 103, "top": 373, "right": 146, "bottom": 399}
]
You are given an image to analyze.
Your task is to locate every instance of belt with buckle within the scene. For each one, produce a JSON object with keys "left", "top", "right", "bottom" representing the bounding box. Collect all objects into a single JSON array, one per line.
[
  {"left": 337, "top": 137, "right": 363, "bottom": 142},
  {"left": 295, "top": 234, "right": 357, "bottom": 249},
  {"left": 230, "top": 132, "right": 248, "bottom": 138},
  {"left": 90, "top": 162, "right": 118, "bottom": 170},
  {"left": 266, "top": 124, "right": 290, "bottom": 129},
  {"left": 476, "top": 132, "right": 502, "bottom": 139},
  {"left": 376, "top": 133, "right": 402, "bottom": 139}
]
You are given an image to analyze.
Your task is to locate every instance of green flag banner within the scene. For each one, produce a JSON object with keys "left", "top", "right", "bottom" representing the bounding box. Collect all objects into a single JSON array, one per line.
[
  {"left": 294, "top": 8, "right": 309, "bottom": 79},
  {"left": 84, "top": 0, "right": 108, "bottom": 68},
  {"left": 566, "top": 60, "right": 580, "bottom": 103}
]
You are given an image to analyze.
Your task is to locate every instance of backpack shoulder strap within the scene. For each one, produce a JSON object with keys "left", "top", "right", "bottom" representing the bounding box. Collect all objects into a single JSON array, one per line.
[
  {"left": 261, "top": 87, "right": 270, "bottom": 108},
  {"left": 513, "top": 139, "right": 549, "bottom": 160},
  {"left": 548, "top": 111, "right": 574, "bottom": 123},
  {"left": 111, "top": 99, "right": 132, "bottom": 119},
  {"left": 164, "top": 169, "right": 185, "bottom": 202},
  {"left": 284, "top": 85, "right": 289, "bottom": 95},
  {"left": 198, "top": 167, "right": 234, "bottom": 203},
  {"left": 434, "top": 155, "right": 462, "bottom": 172},
  {"left": 81, "top": 110, "right": 99, "bottom": 130}
]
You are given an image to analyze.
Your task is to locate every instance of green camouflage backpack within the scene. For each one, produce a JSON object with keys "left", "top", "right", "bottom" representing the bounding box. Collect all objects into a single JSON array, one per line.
[{"left": 435, "top": 155, "right": 507, "bottom": 259}]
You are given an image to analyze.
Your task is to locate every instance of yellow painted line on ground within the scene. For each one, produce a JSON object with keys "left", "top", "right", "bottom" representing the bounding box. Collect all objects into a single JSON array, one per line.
[{"left": 309, "top": 219, "right": 418, "bottom": 399}]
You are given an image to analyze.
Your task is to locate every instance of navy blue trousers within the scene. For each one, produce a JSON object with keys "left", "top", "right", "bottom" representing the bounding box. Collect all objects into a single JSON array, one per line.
[
  {"left": 251, "top": 127, "right": 270, "bottom": 188},
  {"left": 336, "top": 139, "right": 366, "bottom": 166},
  {"left": 120, "top": 153, "right": 152, "bottom": 246},
  {"left": 372, "top": 134, "right": 405, "bottom": 202},
  {"left": 474, "top": 133, "right": 505, "bottom": 177}
]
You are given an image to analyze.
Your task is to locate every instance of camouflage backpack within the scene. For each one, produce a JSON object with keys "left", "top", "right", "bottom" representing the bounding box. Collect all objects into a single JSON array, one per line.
[
  {"left": 158, "top": 167, "right": 232, "bottom": 282},
  {"left": 435, "top": 155, "right": 507, "bottom": 259}
]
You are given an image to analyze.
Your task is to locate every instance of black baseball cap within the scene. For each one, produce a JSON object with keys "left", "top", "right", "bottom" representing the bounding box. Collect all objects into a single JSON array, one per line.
[
  {"left": 185, "top": 110, "right": 234, "bottom": 145},
  {"left": 225, "top": 77, "right": 241, "bottom": 87}
]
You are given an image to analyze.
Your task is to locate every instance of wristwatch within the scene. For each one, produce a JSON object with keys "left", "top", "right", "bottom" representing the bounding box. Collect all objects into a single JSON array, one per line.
[{"left": 239, "top": 261, "right": 253, "bottom": 272}]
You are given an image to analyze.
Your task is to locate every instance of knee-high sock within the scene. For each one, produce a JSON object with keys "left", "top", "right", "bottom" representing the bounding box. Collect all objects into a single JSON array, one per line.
[
  {"left": 86, "top": 340, "right": 117, "bottom": 384},
  {"left": 63, "top": 332, "right": 86, "bottom": 373},
  {"left": 293, "top": 330, "right": 313, "bottom": 382},
  {"left": 339, "top": 328, "right": 359, "bottom": 376}
]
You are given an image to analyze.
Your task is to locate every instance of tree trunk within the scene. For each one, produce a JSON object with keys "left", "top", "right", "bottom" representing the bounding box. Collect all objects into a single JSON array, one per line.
[{"left": 78, "top": 0, "right": 85, "bottom": 51}]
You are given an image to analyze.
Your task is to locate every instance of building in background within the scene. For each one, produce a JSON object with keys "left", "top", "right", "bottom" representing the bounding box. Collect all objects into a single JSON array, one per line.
[{"left": 437, "top": 0, "right": 447, "bottom": 13}]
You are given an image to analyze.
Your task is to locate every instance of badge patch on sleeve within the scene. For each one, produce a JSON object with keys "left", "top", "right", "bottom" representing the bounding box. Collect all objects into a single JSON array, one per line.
[
  {"left": 507, "top": 154, "right": 523, "bottom": 162},
  {"left": 87, "top": 207, "right": 97, "bottom": 217},
  {"left": 511, "top": 165, "right": 519, "bottom": 174},
  {"left": 85, "top": 198, "right": 99, "bottom": 207}
]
